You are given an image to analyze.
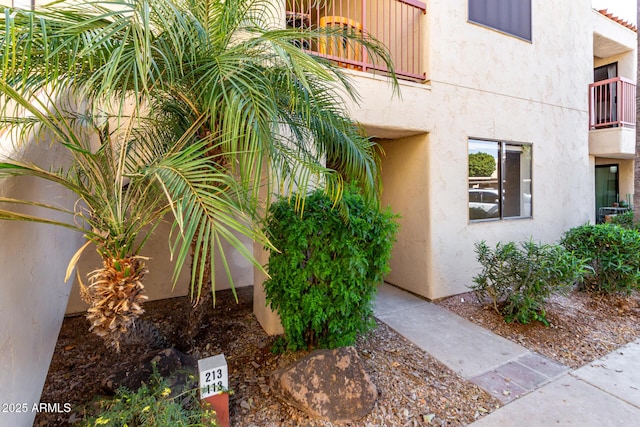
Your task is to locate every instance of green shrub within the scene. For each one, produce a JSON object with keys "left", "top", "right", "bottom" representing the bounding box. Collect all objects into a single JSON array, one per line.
[
  {"left": 561, "top": 223, "right": 640, "bottom": 294},
  {"left": 82, "top": 372, "right": 213, "bottom": 427},
  {"left": 471, "top": 240, "right": 587, "bottom": 325},
  {"left": 263, "top": 187, "right": 399, "bottom": 351},
  {"left": 608, "top": 211, "right": 638, "bottom": 230}
]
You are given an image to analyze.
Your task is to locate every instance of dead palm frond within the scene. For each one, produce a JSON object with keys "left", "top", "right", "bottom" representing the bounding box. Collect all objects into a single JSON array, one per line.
[{"left": 82, "top": 256, "right": 149, "bottom": 351}]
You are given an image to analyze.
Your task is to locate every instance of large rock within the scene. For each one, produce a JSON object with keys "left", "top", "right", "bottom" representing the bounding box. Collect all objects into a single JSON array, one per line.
[{"left": 270, "top": 346, "right": 377, "bottom": 423}]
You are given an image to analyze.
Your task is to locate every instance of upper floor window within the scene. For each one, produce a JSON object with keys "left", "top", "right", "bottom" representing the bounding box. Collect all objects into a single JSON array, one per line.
[
  {"left": 469, "top": 139, "right": 532, "bottom": 221},
  {"left": 468, "top": 0, "right": 532, "bottom": 41}
]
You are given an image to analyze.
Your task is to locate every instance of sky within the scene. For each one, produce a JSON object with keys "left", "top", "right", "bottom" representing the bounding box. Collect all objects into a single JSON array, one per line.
[{"left": 592, "top": 0, "right": 637, "bottom": 25}]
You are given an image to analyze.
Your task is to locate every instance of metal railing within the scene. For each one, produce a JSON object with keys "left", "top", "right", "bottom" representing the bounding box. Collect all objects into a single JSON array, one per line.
[
  {"left": 589, "top": 77, "right": 636, "bottom": 129},
  {"left": 286, "top": 0, "right": 426, "bottom": 81}
]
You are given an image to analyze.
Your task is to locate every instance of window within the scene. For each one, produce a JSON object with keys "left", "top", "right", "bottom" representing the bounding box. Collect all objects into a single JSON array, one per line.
[
  {"left": 468, "top": 0, "right": 532, "bottom": 41},
  {"left": 469, "top": 139, "right": 532, "bottom": 221}
]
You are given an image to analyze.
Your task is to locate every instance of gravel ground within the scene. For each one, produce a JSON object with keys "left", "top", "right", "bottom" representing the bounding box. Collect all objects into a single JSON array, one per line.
[
  {"left": 38, "top": 285, "right": 640, "bottom": 426},
  {"left": 36, "top": 286, "right": 500, "bottom": 426},
  {"left": 437, "top": 289, "right": 640, "bottom": 369}
]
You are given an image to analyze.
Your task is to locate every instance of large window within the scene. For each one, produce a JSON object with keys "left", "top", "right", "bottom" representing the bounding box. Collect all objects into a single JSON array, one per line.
[
  {"left": 468, "top": 139, "right": 532, "bottom": 221},
  {"left": 468, "top": 0, "right": 532, "bottom": 41}
]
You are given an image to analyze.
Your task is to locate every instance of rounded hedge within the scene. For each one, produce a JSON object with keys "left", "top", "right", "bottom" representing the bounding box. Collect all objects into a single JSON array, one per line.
[
  {"left": 561, "top": 223, "right": 640, "bottom": 294},
  {"left": 263, "top": 187, "right": 399, "bottom": 351}
]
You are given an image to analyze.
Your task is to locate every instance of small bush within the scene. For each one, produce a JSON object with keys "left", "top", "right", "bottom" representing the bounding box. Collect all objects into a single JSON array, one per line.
[
  {"left": 608, "top": 211, "right": 638, "bottom": 230},
  {"left": 561, "top": 223, "right": 640, "bottom": 294},
  {"left": 263, "top": 187, "right": 399, "bottom": 351},
  {"left": 471, "top": 240, "right": 587, "bottom": 325},
  {"left": 82, "top": 372, "right": 213, "bottom": 426}
]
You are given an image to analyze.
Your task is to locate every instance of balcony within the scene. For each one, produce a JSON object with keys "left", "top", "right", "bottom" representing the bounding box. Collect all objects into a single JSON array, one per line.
[
  {"left": 588, "top": 77, "right": 636, "bottom": 158},
  {"left": 589, "top": 77, "right": 635, "bottom": 129},
  {"left": 286, "top": 0, "right": 426, "bottom": 82}
]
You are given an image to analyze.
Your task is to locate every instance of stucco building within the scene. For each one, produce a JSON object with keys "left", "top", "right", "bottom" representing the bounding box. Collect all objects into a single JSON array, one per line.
[
  {"left": 294, "top": 0, "right": 637, "bottom": 302},
  {"left": 0, "top": 1, "right": 637, "bottom": 425}
]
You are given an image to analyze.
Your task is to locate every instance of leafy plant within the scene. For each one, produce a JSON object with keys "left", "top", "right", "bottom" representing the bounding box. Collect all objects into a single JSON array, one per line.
[
  {"left": 0, "top": 0, "right": 396, "bottom": 347},
  {"left": 608, "top": 211, "right": 639, "bottom": 230},
  {"left": 471, "top": 240, "right": 587, "bottom": 325},
  {"left": 561, "top": 223, "right": 640, "bottom": 294},
  {"left": 468, "top": 152, "right": 496, "bottom": 177},
  {"left": 82, "top": 372, "right": 214, "bottom": 427},
  {"left": 263, "top": 187, "right": 399, "bottom": 351}
]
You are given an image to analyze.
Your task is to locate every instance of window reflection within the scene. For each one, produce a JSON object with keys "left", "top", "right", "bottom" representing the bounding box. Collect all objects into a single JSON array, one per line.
[{"left": 469, "top": 139, "right": 532, "bottom": 221}]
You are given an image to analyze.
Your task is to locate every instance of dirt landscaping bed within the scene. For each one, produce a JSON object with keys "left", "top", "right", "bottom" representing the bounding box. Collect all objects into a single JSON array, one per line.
[
  {"left": 437, "top": 289, "right": 640, "bottom": 369},
  {"left": 36, "top": 286, "right": 500, "bottom": 427},
  {"left": 36, "top": 285, "right": 640, "bottom": 426}
]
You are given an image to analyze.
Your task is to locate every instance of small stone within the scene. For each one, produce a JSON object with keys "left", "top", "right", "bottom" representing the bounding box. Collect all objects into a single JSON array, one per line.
[
  {"left": 259, "top": 384, "right": 270, "bottom": 394},
  {"left": 423, "top": 413, "right": 436, "bottom": 423}
]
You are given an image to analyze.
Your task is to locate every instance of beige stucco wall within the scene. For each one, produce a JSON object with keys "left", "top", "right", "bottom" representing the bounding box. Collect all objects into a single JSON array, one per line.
[
  {"left": 378, "top": 134, "right": 430, "bottom": 295},
  {"left": 589, "top": 127, "right": 636, "bottom": 159},
  {"left": 65, "top": 220, "right": 254, "bottom": 314},
  {"left": 592, "top": 9, "right": 636, "bottom": 61},
  {"left": 0, "top": 139, "right": 85, "bottom": 427},
  {"left": 594, "top": 51, "right": 636, "bottom": 79},
  {"left": 343, "top": 0, "right": 596, "bottom": 300}
]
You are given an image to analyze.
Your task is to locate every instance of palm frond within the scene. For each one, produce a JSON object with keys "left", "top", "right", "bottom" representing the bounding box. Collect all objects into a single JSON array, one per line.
[
  {"left": 0, "top": 0, "right": 396, "bottom": 309},
  {"left": 147, "top": 137, "right": 270, "bottom": 294}
]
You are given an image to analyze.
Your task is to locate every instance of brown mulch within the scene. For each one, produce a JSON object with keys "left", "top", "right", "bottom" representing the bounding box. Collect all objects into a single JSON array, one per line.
[
  {"left": 36, "top": 285, "right": 640, "bottom": 426},
  {"left": 437, "top": 289, "right": 640, "bottom": 369},
  {"left": 36, "top": 286, "right": 500, "bottom": 427}
]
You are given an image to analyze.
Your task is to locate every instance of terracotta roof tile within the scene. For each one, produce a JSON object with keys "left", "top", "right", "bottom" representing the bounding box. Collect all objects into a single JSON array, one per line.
[{"left": 598, "top": 9, "right": 637, "bottom": 32}]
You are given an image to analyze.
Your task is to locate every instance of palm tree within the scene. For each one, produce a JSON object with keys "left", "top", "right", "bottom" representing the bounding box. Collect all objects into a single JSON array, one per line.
[
  {"left": 0, "top": 90, "right": 267, "bottom": 350},
  {"left": 0, "top": 0, "right": 394, "bottom": 348}
]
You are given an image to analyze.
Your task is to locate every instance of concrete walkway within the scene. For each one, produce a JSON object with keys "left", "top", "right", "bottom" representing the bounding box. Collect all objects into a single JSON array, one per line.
[{"left": 374, "top": 283, "right": 640, "bottom": 426}]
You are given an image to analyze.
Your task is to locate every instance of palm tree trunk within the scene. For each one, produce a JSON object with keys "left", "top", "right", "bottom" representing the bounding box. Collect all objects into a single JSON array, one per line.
[
  {"left": 81, "top": 256, "right": 149, "bottom": 351},
  {"left": 183, "top": 251, "right": 214, "bottom": 349}
]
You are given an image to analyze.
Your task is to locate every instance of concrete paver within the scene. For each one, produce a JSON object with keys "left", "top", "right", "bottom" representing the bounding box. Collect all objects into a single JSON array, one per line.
[
  {"left": 517, "top": 352, "right": 568, "bottom": 378},
  {"left": 373, "top": 282, "right": 430, "bottom": 316},
  {"left": 572, "top": 339, "right": 640, "bottom": 408},
  {"left": 469, "top": 352, "right": 569, "bottom": 403},
  {"left": 375, "top": 283, "right": 528, "bottom": 378},
  {"left": 493, "top": 360, "right": 548, "bottom": 390},
  {"left": 469, "top": 370, "right": 529, "bottom": 404},
  {"left": 374, "top": 283, "right": 640, "bottom": 426},
  {"left": 470, "top": 375, "right": 640, "bottom": 427}
]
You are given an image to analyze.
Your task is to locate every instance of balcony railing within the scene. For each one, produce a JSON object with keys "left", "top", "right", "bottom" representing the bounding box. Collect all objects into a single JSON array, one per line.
[
  {"left": 286, "top": 0, "right": 426, "bottom": 82},
  {"left": 589, "top": 77, "right": 636, "bottom": 129}
]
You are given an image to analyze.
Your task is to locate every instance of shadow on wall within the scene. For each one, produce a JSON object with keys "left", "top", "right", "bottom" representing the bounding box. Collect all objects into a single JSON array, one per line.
[
  {"left": 65, "top": 217, "right": 256, "bottom": 314},
  {"left": 0, "top": 134, "right": 85, "bottom": 427}
]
